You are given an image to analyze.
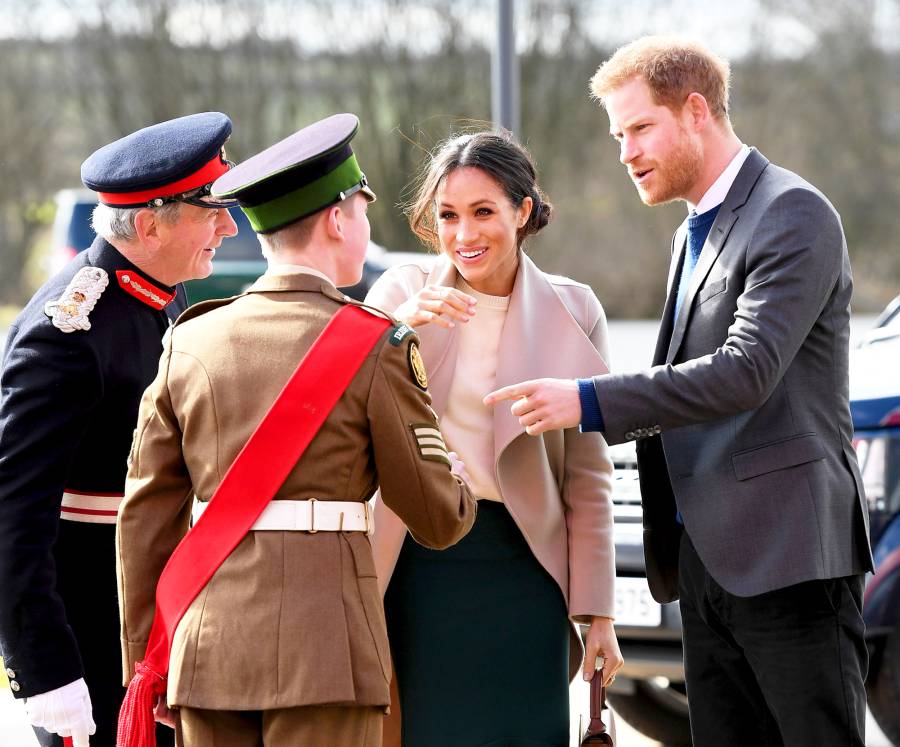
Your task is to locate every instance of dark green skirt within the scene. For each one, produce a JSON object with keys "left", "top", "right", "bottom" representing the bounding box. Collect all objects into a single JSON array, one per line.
[{"left": 385, "top": 500, "right": 570, "bottom": 747}]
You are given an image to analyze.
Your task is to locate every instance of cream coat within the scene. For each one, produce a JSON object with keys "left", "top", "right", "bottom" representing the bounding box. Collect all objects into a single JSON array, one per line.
[{"left": 366, "top": 252, "right": 615, "bottom": 679}]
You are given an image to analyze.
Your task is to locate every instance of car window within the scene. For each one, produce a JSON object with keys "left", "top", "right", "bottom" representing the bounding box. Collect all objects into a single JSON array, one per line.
[
  {"left": 215, "top": 209, "right": 263, "bottom": 261},
  {"left": 67, "top": 202, "right": 96, "bottom": 253}
]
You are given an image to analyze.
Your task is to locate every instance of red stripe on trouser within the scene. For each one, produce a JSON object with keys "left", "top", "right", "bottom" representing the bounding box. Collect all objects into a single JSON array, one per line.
[
  {"left": 64, "top": 489, "right": 124, "bottom": 497},
  {"left": 61, "top": 507, "right": 118, "bottom": 516}
]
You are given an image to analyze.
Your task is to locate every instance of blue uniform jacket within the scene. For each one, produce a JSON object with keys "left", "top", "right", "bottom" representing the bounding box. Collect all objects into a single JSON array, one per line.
[{"left": 0, "top": 237, "right": 186, "bottom": 698}]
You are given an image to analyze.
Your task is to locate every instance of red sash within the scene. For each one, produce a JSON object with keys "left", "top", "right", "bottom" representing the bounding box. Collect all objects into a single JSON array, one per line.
[{"left": 116, "top": 305, "right": 390, "bottom": 747}]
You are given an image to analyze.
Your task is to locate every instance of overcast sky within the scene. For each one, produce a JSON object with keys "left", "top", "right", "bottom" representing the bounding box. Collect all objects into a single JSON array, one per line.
[{"left": 2, "top": 0, "right": 899, "bottom": 58}]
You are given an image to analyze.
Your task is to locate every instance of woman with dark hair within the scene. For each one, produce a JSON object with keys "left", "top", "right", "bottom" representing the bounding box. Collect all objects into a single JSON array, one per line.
[{"left": 366, "top": 130, "right": 622, "bottom": 747}]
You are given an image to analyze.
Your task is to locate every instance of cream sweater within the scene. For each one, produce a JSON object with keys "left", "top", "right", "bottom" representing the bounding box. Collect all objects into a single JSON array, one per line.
[{"left": 440, "top": 279, "right": 509, "bottom": 502}]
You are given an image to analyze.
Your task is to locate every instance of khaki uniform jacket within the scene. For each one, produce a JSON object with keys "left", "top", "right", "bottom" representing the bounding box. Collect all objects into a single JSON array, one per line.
[{"left": 116, "top": 269, "right": 476, "bottom": 711}]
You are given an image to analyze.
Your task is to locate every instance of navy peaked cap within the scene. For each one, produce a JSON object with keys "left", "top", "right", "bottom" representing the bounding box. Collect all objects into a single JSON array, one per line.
[{"left": 81, "top": 112, "right": 235, "bottom": 208}]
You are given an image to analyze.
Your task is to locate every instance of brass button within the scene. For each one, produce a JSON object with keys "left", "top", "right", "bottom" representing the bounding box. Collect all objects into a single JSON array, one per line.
[{"left": 9, "top": 680, "right": 20, "bottom": 692}]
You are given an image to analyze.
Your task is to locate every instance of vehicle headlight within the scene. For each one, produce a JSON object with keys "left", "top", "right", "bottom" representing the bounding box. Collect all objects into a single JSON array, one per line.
[{"left": 853, "top": 435, "right": 887, "bottom": 512}]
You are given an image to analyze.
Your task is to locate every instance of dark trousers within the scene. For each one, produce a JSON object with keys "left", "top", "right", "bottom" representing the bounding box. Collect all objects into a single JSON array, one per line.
[
  {"left": 34, "top": 522, "right": 174, "bottom": 747},
  {"left": 678, "top": 533, "right": 867, "bottom": 747}
]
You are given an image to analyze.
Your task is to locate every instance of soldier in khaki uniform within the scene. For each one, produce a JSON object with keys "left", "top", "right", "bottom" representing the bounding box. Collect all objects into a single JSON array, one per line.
[{"left": 116, "top": 113, "right": 477, "bottom": 747}]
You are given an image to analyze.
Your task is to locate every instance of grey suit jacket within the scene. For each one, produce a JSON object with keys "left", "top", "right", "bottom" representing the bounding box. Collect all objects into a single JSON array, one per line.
[{"left": 592, "top": 148, "right": 873, "bottom": 602}]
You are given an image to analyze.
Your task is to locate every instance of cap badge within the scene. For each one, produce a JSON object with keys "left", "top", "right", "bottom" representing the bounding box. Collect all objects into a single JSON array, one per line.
[{"left": 44, "top": 267, "right": 109, "bottom": 333}]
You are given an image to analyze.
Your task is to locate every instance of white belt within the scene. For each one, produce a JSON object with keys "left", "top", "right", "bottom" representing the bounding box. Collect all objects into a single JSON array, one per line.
[
  {"left": 60, "top": 491, "right": 123, "bottom": 524},
  {"left": 192, "top": 499, "right": 373, "bottom": 534}
]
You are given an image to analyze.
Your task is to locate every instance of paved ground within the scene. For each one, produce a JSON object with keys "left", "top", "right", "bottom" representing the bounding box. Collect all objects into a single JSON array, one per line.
[
  {"left": 0, "top": 679, "right": 665, "bottom": 747},
  {"left": 1, "top": 680, "right": 891, "bottom": 746}
]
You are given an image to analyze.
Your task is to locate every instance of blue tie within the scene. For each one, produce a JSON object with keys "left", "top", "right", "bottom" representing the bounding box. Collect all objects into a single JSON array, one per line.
[
  {"left": 674, "top": 204, "right": 721, "bottom": 321},
  {"left": 671, "top": 204, "right": 720, "bottom": 526}
]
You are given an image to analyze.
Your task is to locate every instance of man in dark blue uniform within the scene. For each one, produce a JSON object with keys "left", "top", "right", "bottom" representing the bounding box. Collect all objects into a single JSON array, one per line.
[{"left": 0, "top": 112, "right": 239, "bottom": 746}]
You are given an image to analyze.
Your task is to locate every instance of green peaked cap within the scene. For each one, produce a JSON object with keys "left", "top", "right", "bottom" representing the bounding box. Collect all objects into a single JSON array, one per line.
[{"left": 211, "top": 113, "right": 376, "bottom": 234}]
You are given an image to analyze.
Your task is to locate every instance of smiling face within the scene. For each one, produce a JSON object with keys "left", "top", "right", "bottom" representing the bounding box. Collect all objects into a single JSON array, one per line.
[
  {"left": 435, "top": 166, "right": 531, "bottom": 296},
  {"left": 606, "top": 76, "right": 704, "bottom": 206},
  {"left": 157, "top": 203, "right": 238, "bottom": 284}
]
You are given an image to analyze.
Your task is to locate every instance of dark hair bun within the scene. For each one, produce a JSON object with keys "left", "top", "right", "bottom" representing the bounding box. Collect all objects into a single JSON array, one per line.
[
  {"left": 526, "top": 196, "right": 552, "bottom": 236},
  {"left": 534, "top": 199, "right": 552, "bottom": 231}
]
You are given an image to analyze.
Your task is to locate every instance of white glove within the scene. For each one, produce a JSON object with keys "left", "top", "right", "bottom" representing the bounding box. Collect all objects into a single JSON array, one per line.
[{"left": 23, "top": 677, "right": 96, "bottom": 747}]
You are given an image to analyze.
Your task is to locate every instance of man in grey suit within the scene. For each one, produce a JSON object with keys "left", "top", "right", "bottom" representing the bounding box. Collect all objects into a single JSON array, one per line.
[{"left": 486, "top": 36, "right": 873, "bottom": 746}]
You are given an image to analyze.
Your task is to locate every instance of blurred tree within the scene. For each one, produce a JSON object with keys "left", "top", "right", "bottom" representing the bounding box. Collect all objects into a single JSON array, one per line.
[
  {"left": 0, "top": 5, "right": 73, "bottom": 302},
  {"left": 1, "top": 0, "right": 898, "bottom": 314}
]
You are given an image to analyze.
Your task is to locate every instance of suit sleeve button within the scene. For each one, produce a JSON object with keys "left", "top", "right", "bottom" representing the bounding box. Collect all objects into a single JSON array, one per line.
[
  {"left": 5, "top": 669, "right": 14, "bottom": 679},
  {"left": 625, "top": 431, "right": 635, "bottom": 440},
  {"left": 9, "top": 680, "right": 20, "bottom": 692}
]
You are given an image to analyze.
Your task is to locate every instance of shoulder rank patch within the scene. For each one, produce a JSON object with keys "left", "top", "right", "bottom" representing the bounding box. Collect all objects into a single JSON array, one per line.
[
  {"left": 389, "top": 323, "right": 415, "bottom": 346},
  {"left": 44, "top": 266, "right": 109, "bottom": 333},
  {"left": 408, "top": 341, "right": 428, "bottom": 390},
  {"left": 410, "top": 423, "right": 451, "bottom": 466}
]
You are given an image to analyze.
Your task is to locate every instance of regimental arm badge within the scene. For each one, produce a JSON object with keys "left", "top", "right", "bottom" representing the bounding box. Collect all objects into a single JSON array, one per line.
[
  {"left": 44, "top": 267, "right": 109, "bottom": 333},
  {"left": 408, "top": 341, "right": 428, "bottom": 390}
]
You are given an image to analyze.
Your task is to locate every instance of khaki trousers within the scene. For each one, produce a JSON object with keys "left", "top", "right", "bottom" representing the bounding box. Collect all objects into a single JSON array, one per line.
[{"left": 175, "top": 704, "right": 383, "bottom": 747}]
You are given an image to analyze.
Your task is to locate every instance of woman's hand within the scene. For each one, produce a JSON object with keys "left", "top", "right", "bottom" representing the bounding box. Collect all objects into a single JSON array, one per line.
[
  {"left": 394, "top": 285, "right": 476, "bottom": 329},
  {"left": 583, "top": 616, "right": 624, "bottom": 687}
]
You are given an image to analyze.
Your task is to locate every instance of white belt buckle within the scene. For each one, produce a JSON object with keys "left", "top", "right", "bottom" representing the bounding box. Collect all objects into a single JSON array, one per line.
[
  {"left": 306, "top": 498, "right": 318, "bottom": 534},
  {"left": 364, "top": 501, "right": 373, "bottom": 535}
]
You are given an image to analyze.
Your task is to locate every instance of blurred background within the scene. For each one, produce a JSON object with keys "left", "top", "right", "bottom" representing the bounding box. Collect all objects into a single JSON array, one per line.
[
  {"left": 1, "top": 0, "right": 899, "bottom": 323},
  {"left": 3, "top": 2, "right": 900, "bottom": 745}
]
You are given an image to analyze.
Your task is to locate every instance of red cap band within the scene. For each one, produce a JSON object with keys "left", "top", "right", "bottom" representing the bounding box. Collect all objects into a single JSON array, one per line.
[{"left": 98, "top": 152, "right": 229, "bottom": 207}]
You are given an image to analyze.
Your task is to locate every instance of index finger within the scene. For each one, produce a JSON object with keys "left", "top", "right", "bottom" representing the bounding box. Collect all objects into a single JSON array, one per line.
[
  {"left": 427, "top": 287, "right": 477, "bottom": 314},
  {"left": 483, "top": 382, "right": 532, "bottom": 406},
  {"left": 444, "top": 287, "right": 477, "bottom": 306}
]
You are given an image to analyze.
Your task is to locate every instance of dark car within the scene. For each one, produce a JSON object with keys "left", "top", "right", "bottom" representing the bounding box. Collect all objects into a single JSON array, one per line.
[
  {"left": 598, "top": 302, "right": 900, "bottom": 746},
  {"left": 49, "top": 189, "right": 407, "bottom": 302},
  {"left": 852, "top": 301, "right": 900, "bottom": 744}
]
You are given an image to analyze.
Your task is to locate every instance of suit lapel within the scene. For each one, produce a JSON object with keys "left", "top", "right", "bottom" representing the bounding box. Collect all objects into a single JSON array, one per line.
[
  {"left": 655, "top": 225, "right": 687, "bottom": 366},
  {"left": 492, "top": 254, "right": 609, "bottom": 462},
  {"left": 665, "top": 148, "right": 770, "bottom": 363},
  {"left": 666, "top": 222, "right": 688, "bottom": 298}
]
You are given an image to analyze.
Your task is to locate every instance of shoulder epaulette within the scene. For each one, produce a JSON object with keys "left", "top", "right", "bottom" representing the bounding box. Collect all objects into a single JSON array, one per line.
[
  {"left": 321, "top": 285, "right": 400, "bottom": 325},
  {"left": 44, "top": 266, "right": 109, "bottom": 333},
  {"left": 172, "top": 294, "right": 244, "bottom": 327}
]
